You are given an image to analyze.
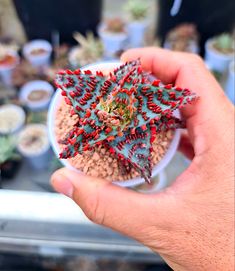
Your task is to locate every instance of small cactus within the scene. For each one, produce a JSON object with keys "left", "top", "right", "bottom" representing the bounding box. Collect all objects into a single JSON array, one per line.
[
  {"left": 124, "top": 0, "right": 148, "bottom": 21},
  {"left": 70, "top": 32, "right": 104, "bottom": 67},
  {"left": 55, "top": 60, "right": 197, "bottom": 183},
  {"left": 213, "top": 33, "right": 234, "bottom": 54},
  {"left": 105, "top": 18, "right": 126, "bottom": 33}
]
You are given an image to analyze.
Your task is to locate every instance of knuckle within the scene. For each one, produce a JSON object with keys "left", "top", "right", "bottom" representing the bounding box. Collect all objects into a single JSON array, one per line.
[{"left": 187, "top": 54, "right": 204, "bottom": 65}]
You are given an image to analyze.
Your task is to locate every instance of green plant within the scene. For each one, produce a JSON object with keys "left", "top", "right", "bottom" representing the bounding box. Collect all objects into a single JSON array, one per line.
[
  {"left": 105, "top": 18, "right": 125, "bottom": 33},
  {"left": 124, "top": 0, "right": 148, "bottom": 21},
  {"left": 213, "top": 33, "right": 234, "bottom": 54},
  {"left": 71, "top": 32, "right": 103, "bottom": 66},
  {"left": 0, "top": 136, "right": 20, "bottom": 164},
  {"left": 55, "top": 60, "right": 197, "bottom": 183}
]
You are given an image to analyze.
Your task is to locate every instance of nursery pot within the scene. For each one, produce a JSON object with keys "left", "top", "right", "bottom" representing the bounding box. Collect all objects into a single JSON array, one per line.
[
  {"left": 17, "top": 124, "right": 51, "bottom": 170},
  {"left": 0, "top": 104, "right": 26, "bottom": 135},
  {"left": 0, "top": 51, "right": 19, "bottom": 86},
  {"left": 127, "top": 20, "right": 148, "bottom": 48},
  {"left": 163, "top": 39, "right": 199, "bottom": 54},
  {"left": 19, "top": 80, "right": 54, "bottom": 111},
  {"left": 48, "top": 62, "right": 180, "bottom": 187},
  {"left": 205, "top": 38, "right": 234, "bottom": 73},
  {"left": 225, "top": 61, "right": 235, "bottom": 104},
  {"left": 23, "top": 40, "right": 52, "bottom": 68},
  {"left": 98, "top": 25, "right": 128, "bottom": 57},
  {"left": 133, "top": 170, "right": 167, "bottom": 194}
]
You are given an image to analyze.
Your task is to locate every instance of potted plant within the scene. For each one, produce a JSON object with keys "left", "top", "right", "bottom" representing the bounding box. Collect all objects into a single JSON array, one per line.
[
  {"left": 69, "top": 32, "right": 104, "bottom": 68},
  {"left": 0, "top": 136, "right": 22, "bottom": 179},
  {"left": 205, "top": 33, "right": 235, "bottom": 73},
  {"left": 98, "top": 18, "right": 128, "bottom": 58},
  {"left": 124, "top": 0, "right": 149, "bottom": 48},
  {"left": 17, "top": 124, "right": 51, "bottom": 170},
  {"left": 0, "top": 104, "right": 26, "bottom": 134},
  {"left": 23, "top": 39, "right": 52, "bottom": 68},
  {"left": 48, "top": 60, "right": 197, "bottom": 187},
  {"left": 19, "top": 80, "right": 54, "bottom": 111},
  {"left": 164, "top": 23, "right": 199, "bottom": 54},
  {"left": 0, "top": 43, "right": 19, "bottom": 86},
  {"left": 225, "top": 61, "right": 235, "bottom": 104}
]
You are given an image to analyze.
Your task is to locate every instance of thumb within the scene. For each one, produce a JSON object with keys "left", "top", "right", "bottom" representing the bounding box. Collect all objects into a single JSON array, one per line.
[{"left": 51, "top": 168, "right": 171, "bottom": 239}]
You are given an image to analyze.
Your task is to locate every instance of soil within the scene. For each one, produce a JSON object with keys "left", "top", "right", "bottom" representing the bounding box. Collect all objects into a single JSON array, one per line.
[
  {"left": 29, "top": 48, "right": 48, "bottom": 56},
  {"left": 0, "top": 54, "right": 16, "bottom": 66},
  {"left": 27, "top": 89, "right": 49, "bottom": 102},
  {"left": 54, "top": 100, "right": 174, "bottom": 182}
]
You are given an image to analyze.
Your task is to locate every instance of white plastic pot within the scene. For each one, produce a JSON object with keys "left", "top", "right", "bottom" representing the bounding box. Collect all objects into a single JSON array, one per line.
[
  {"left": 205, "top": 38, "right": 234, "bottom": 73},
  {"left": 0, "top": 51, "right": 19, "bottom": 86},
  {"left": 0, "top": 104, "right": 25, "bottom": 135},
  {"left": 164, "top": 40, "right": 199, "bottom": 54},
  {"left": 23, "top": 39, "right": 52, "bottom": 67},
  {"left": 19, "top": 80, "right": 54, "bottom": 111},
  {"left": 17, "top": 124, "right": 51, "bottom": 170},
  {"left": 133, "top": 170, "right": 167, "bottom": 193},
  {"left": 48, "top": 62, "right": 180, "bottom": 187},
  {"left": 127, "top": 20, "right": 148, "bottom": 48},
  {"left": 225, "top": 61, "right": 235, "bottom": 104},
  {"left": 98, "top": 25, "right": 128, "bottom": 57}
]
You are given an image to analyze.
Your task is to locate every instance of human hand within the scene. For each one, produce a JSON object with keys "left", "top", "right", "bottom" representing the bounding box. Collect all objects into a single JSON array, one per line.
[{"left": 51, "top": 48, "right": 234, "bottom": 271}]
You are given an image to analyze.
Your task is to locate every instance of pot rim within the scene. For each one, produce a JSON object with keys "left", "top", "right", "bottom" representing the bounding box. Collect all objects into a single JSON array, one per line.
[
  {"left": 205, "top": 38, "right": 234, "bottom": 59},
  {"left": 17, "top": 123, "right": 50, "bottom": 157},
  {"left": 0, "top": 104, "right": 26, "bottom": 135},
  {"left": 47, "top": 61, "right": 180, "bottom": 187},
  {"left": 19, "top": 80, "right": 54, "bottom": 109},
  {"left": 0, "top": 50, "right": 19, "bottom": 70}
]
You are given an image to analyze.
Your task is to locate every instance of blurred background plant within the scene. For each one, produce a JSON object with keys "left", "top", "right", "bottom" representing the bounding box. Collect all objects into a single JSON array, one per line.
[
  {"left": 124, "top": 0, "right": 148, "bottom": 21},
  {"left": 69, "top": 32, "right": 104, "bottom": 68},
  {"left": 105, "top": 18, "right": 126, "bottom": 33},
  {"left": 0, "top": 136, "right": 20, "bottom": 165},
  {"left": 213, "top": 33, "right": 235, "bottom": 54}
]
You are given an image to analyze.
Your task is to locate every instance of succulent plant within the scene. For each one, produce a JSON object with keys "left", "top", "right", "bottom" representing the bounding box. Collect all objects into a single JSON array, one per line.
[
  {"left": 105, "top": 18, "right": 126, "bottom": 33},
  {"left": 55, "top": 60, "right": 197, "bottom": 183},
  {"left": 213, "top": 33, "right": 234, "bottom": 54},
  {"left": 0, "top": 136, "right": 20, "bottom": 165},
  {"left": 124, "top": 0, "right": 148, "bottom": 21},
  {"left": 0, "top": 43, "right": 18, "bottom": 61},
  {"left": 72, "top": 32, "right": 103, "bottom": 66},
  {"left": 165, "top": 23, "right": 199, "bottom": 52}
]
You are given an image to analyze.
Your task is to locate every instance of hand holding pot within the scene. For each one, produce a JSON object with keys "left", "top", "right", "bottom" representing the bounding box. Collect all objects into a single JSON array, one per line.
[{"left": 51, "top": 48, "right": 234, "bottom": 271}]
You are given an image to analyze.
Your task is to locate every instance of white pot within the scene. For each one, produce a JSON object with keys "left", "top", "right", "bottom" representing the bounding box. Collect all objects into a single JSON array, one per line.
[
  {"left": 17, "top": 124, "right": 51, "bottom": 170},
  {"left": 225, "top": 61, "right": 235, "bottom": 104},
  {"left": 205, "top": 38, "right": 234, "bottom": 73},
  {"left": 98, "top": 25, "right": 128, "bottom": 57},
  {"left": 0, "top": 51, "right": 19, "bottom": 86},
  {"left": 19, "top": 80, "right": 54, "bottom": 111},
  {"left": 164, "top": 39, "right": 199, "bottom": 54},
  {"left": 133, "top": 170, "right": 167, "bottom": 193},
  {"left": 48, "top": 62, "right": 180, "bottom": 188},
  {"left": 127, "top": 20, "right": 148, "bottom": 48},
  {"left": 0, "top": 104, "right": 25, "bottom": 135},
  {"left": 23, "top": 39, "right": 52, "bottom": 68}
]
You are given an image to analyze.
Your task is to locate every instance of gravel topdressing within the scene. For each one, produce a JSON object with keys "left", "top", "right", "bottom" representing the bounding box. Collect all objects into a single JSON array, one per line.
[{"left": 55, "top": 100, "right": 174, "bottom": 182}]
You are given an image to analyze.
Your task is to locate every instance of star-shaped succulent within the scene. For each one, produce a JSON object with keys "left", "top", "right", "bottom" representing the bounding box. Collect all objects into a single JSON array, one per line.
[{"left": 55, "top": 60, "right": 197, "bottom": 183}]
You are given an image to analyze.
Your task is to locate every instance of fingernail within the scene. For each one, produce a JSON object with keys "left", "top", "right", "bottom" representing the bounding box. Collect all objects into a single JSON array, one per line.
[{"left": 51, "top": 174, "right": 74, "bottom": 198}]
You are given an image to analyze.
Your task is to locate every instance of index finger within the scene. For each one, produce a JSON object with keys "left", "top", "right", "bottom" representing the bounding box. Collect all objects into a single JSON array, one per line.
[{"left": 121, "top": 47, "right": 233, "bottom": 153}]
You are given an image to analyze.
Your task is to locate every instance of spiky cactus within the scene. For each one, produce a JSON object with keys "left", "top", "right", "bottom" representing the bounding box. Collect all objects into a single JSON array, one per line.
[{"left": 55, "top": 60, "right": 197, "bottom": 183}]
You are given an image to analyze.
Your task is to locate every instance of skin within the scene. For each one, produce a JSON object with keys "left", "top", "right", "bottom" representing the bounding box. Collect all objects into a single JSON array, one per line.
[{"left": 51, "top": 48, "right": 235, "bottom": 271}]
